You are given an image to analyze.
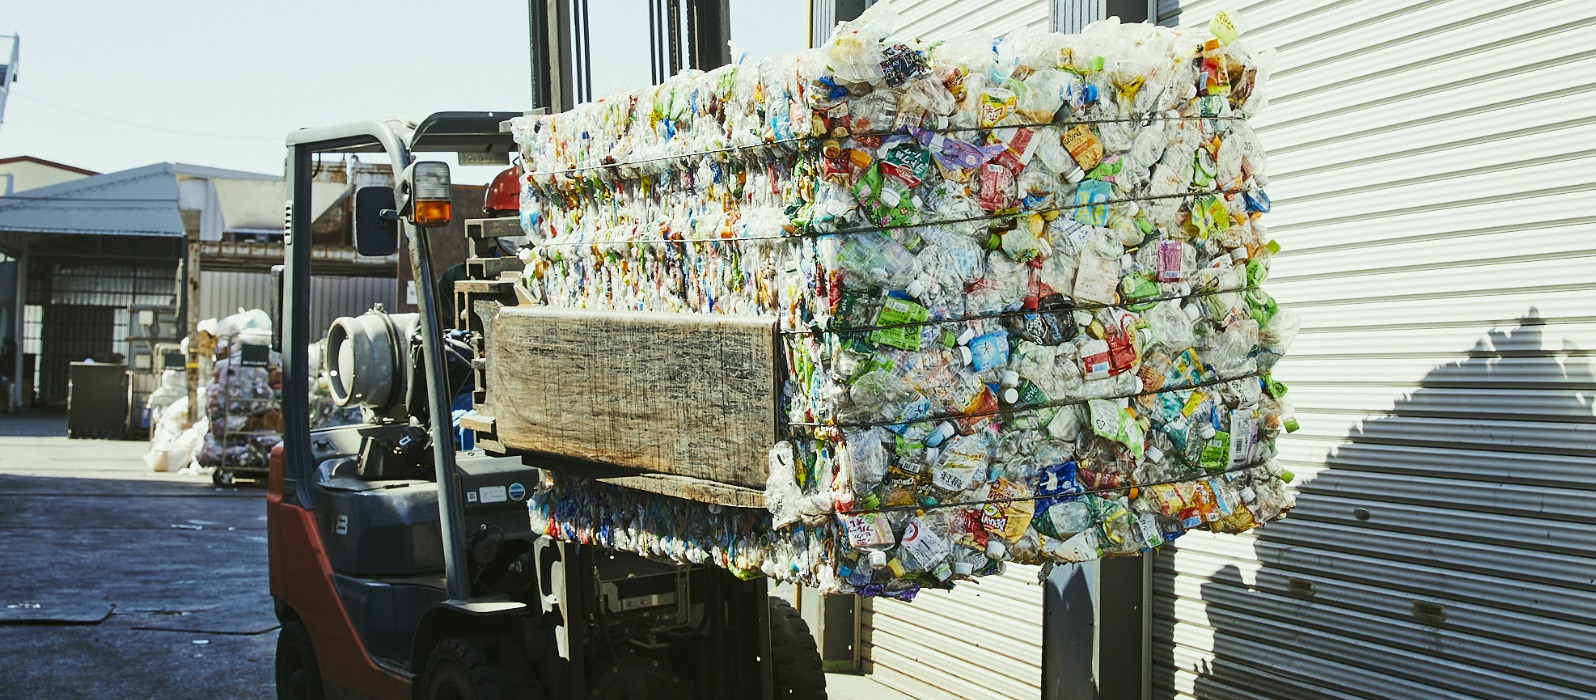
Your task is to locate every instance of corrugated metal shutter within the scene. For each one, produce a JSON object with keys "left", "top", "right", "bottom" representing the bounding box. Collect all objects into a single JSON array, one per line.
[
  {"left": 1149, "top": 1, "right": 1596, "bottom": 699},
  {"left": 200, "top": 270, "right": 396, "bottom": 339},
  {"left": 863, "top": 4, "right": 1055, "bottom": 696},
  {"left": 884, "top": 0, "right": 1051, "bottom": 42},
  {"left": 865, "top": 564, "right": 1045, "bottom": 699}
]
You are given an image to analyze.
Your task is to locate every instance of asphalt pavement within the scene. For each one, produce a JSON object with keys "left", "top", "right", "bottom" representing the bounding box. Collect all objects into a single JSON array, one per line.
[
  {"left": 0, "top": 413, "right": 276, "bottom": 699},
  {"left": 0, "top": 413, "right": 908, "bottom": 700}
]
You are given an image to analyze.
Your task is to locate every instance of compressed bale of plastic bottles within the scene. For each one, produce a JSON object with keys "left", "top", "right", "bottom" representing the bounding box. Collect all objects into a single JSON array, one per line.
[{"left": 510, "top": 3, "right": 1298, "bottom": 599}]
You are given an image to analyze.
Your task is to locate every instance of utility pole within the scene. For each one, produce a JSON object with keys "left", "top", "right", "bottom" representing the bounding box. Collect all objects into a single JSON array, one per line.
[{"left": 0, "top": 34, "right": 18, "bottom": 127}]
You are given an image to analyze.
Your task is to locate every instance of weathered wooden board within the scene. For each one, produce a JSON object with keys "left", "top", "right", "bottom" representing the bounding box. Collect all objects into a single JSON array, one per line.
[
  {"left": 479, "top": 304, "right": 779, "bottom": 489},
  {"left": 597, "top": 474, "right": 766, "bottom": 509}
]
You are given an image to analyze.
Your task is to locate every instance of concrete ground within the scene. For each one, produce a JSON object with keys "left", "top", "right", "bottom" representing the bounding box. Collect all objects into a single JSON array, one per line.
[
  {"left": 0, "top": 415, "right": 911, "bottom": 699},
  {"left": 0, "top": 412, "right": 277, "bottom": 700}
]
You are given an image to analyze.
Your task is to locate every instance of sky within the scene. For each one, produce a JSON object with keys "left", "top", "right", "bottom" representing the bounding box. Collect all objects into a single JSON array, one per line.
[{"left": 0, "top": 0, "right": 808, "bottom": 179}]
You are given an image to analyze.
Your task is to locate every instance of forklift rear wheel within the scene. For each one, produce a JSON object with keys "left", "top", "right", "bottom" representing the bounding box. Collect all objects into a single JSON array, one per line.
[
  {"left": 422, "top": 636, "right": 536, "bottom": 700},
  {"left": 213, "top": 468, "right": 234, "bottom": 487},
  {"left": 769, "top": 597, "right": 827, "bottom": 699},
  {"left": 275, "top": 619, "right": 324, "bottom": 700}
]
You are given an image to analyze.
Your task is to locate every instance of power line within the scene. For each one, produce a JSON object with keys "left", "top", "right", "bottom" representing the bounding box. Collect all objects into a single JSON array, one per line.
[{"left": 11, "top": 92, "right": 281, "bottom": 143}]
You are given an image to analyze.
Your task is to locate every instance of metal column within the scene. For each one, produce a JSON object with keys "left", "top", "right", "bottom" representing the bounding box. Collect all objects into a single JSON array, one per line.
[{"left": 9, "top": 241, "right": 24, "bottom": 411}]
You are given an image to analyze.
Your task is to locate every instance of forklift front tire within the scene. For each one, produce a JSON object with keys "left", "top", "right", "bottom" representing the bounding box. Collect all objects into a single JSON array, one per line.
[
  {"left": 422, "top": 636, "right": 533, "bottom": 700},
  {"left": 276, "top": 619, "right": 324, "bottom": 700},
  {"left": 769, "top": 597, "right": 827, "bottom": 699}
]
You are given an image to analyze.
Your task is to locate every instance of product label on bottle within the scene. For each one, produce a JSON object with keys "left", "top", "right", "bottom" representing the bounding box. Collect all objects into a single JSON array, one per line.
[
  {"left": 1047, "top": 529, "right": 1100, "bottom": 562},
  {"left": 1170, "top": 348, "right": 1206, "bottom": 386},
  {"left": 932, "top": 464, "right": 977, "bottom": 492},
  {"left": 899, "top": 517, "right": 951, "bottom": 566},
  {"left": 1062, "top": 125, "right": 1104, "bottom": 171},
  {"left": 1004, "top": 127, "right": 1040, "bottom": 164},
  {"left": 1157, "top": 239, "right": 1184, "bottom": 281},
  {"left": 1207, "top": 478, "right": 1235, "bottom": 516},
  {"left": 1199, "top": 431, "right": 1231, "bottom": 473},
  {"left": 1080, "top": 338, "right": 1112, "bottom": 380},
  {"left": 1147, "top": 483, "right": 1185, "bottom": 516},
  {"left": 1017, "top": 380, "right": 1051, "bottom": 408},
  {"left": 1074, "top": 180, "right": 1114, "bottom": 227},
  {"left": 1136, "top": 513, "right": 1164, "bottom": 549},
  {"left": 979, "top": 478, "right": 1035, "bottom": 543},
  {"left": 933, "top": 434, "right": 986, "bottom": 492},
  {"left": 967, "top": 331, "right": 1011, "bottom": 372},
  {"left": 1209, "top": 10, "right": 1240, "bottom": 45},
  {"left": 1088, "top": 399, "right": 1122, "bottom": 440},
  {"left": 1229, "top": 412, "right": 1257, "bottom": 467},
  {"left": 885, "top": 394, "right": 932, "bottom": 435},
  {"left": 979, "top": 163, "right": 1017, "bottom": 211},
  {"left": 978, "top": 89, "right": 1017, "bottom": 128},
  {"left": 843, "top": 512, "right": 895, "bottom": 548},
  {"left": 870, "top": 297, "right": 930, "bottom": 351}
]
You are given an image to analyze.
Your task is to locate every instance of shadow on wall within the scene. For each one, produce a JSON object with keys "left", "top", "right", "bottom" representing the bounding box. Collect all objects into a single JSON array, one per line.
[{"left": 1154, "top": 310, "right": 1596, "bottom": 699}]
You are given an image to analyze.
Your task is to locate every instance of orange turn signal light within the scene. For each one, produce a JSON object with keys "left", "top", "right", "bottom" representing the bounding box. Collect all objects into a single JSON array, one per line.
[{"left": 413, "top": 199, "right": 452, "bottom": 228}]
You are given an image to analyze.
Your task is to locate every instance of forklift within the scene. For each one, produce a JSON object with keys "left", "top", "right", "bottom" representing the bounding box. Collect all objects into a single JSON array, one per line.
[{"left": 268, "top": 112, "right": 825, "bottom": 699}]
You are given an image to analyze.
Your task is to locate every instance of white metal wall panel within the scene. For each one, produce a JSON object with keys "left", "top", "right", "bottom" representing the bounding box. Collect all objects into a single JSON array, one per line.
[
  {"left": 883, "top": 0, "right": 1050, "bottom": 42},
  {"left": 199, "top": 270, "right": 395, "bottom": 340},
  {"left": 859, "top": 2, "right": 1054, "bottom": 697},
  {"left": 1151, "top": 1, "right": 1596, "bottom": 698},
  {"left": 864, "top": 564, "right": 1045, "bottom": 699}
]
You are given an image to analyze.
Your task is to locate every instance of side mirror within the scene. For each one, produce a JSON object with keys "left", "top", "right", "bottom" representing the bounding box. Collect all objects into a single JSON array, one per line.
[
  {"left": 270, "top": 265, "right": 284, "bottom": 352},
  {"left": 353, "top": 186, "right": 399, "bottom": 256}
]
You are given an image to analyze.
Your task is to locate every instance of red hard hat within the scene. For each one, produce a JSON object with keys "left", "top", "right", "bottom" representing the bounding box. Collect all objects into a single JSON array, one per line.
[{"left": 484, "top": 164, "right": 521, "bottom": 215}]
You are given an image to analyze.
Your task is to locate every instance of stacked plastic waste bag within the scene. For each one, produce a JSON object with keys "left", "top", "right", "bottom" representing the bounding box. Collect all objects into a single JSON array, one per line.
[
  {"left": 193, "top": 310, "right": 282, "bottom": 472},
  {"left": 144, "top": 367, "right": 206, "bottom": 473},
  {"left": 512, "top": 5, "right": 1298, "bottom": 598}
]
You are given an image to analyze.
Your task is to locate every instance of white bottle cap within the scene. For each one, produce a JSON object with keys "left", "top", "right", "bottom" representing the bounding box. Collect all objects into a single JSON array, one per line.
[
  {"left": 953, "top": 561, "right": 974, "bottom": 576},
  {"left": 1064, "top": 166, "right": 1084, "bottom": 184},
  {"left": 1200, "top": 423, "right": 1216, "bottom": 439},
  {"left": 1253, "top": 172, "right": 1270, "bottom": 187},
  {"left": 868, "top": 549, "right": 888, "bottom": 570},
  {"left": 958, "top": 346, "right": 974, "bottom": 365},
  {"left": 1230, "top": 247, "right": 1248, "bottom": 263},
  {"left": 1000, "top": 370, "right": 1020, "bottom": 387},
  {"left": 1171, "top": 418, "right": 1189, "bottom": 433},
  {"left": 1125, "top": 200, "right": 1140, "bottom": 217},
  {"left": 1178, "top": 282, "right": 1193, "bottom": 297},
  {"left": 1183, "top": 303, "right": 1203, "bottom": 322},
  {"left": 1001, "top": 387, "right": 1020, "bottom": 404},
  {"left": 1132, "top": 376, "right": 1144, "bottom": 394},
  {"left": 924, "top": 447, "right": 940, "bottom": 464},
  {"left": 985, "top": 540, "right": 1007, "bottom": 560},
  {"left": 1075, "top": 310, "right": 1095, "bottom": 326},
  {"left": 907, "top": 279, "right": 928, "bottom": 298},
  {"left": 1119, "top": 254, "right": 1133, "bottom": 270},
  {"left": 1146, "top": 445, "right": 1165, "bottom": 462}
]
